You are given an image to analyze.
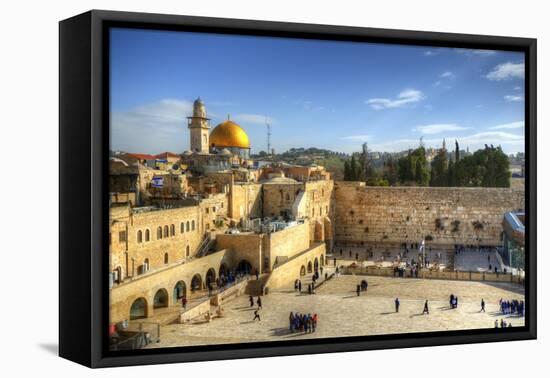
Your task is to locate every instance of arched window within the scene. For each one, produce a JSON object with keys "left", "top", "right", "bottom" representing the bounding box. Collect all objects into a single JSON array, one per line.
[
  {"left": 157, "top": 226, "right": 162, "bottom": 240},
  {"left": 137, "top": 230, "right": 143, "bottom": 243},
  {"left": 145, "top": 229, "right": 150, "bottom": 242},
  {"left": 192, "top": 220, "right": 196, "bottom": 231},
  {"left": 164, "top": 253, "right": 169, "bottom": 264},
  {"left": 170, "top": 224, "right": 175, "bottom": 236},
  {"left": 186, "top": 245, "right": 190, "bottom": 257},
  {"left": 186, "top": 221, "right": 190, "bottom": 232},
  {"left": 180, "top": 222, "right": 185, "bottom": 233},
  {"left": 142, "top": 258, "right": 149, "bottom": 274},
  {"left": 163, "top": 225, "right": 169, "bottom": 238}
]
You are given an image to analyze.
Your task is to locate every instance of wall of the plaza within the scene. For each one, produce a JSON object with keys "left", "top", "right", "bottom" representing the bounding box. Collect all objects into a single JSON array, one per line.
[
  {"left": 230, "top": 182, "right": 263, "bottom": 220},
  {"left": 333, "top": 182, "right": 525, "bottom": 247},
  {"left": 264, "top": 243, "right": 326, "bottom": 290},
  {"left": 110, "top": 249, "right": 231, "bottom": 324}
]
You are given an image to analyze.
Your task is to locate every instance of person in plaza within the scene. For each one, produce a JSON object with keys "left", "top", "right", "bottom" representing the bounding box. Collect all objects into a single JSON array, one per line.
[
  {"left": 480, "top": 298, "right": 486, "bottom": 312},
  {"left": 455, "top": 296, "right": 459, "bottom": 309},
  {"left": 356, "top": 284, "right": 361, "bottom": 296},
  {"left": 289, "top": 312, "right": 294, "bottom": 332},
  {"left": 257, "top": 296, "right": 262, "bottom": 309},
  {"left": 423, "top": 300, "right": 429, "bottom": 315},
  {"left": 320, "top": 266, "right": 324, "bottom": 276},
  {"left": 395, "top": 297, "right": 400, "bottom": 313},
  {"left": 308, "top": 283, "right": 312, "bottom": 295},
  {"left": 249, "top": 295, "right": 254, "bottom": 307},
  {"left": 495, "top": 319, "right": 499, "bottom": 328},
  {"left": 294, "top": 279, "right": 299, "bottom": 292},
  {"left": 450, "top": 294, "right": 455, "bottom": 308},
  {"left": 298, "top": 280, "right": 302, "bottom": 293},
  {"left": 181, "top": 296, "right": 187, "bottom": 310},
  {"left": 313, "top": 313, "right": 318, "bottom": 332},
  {"left": 333, "top": 257, "right": 337, "bottom": 266},
  {"left": 253, "top": 309, "right": 261, "bottom": 321}
]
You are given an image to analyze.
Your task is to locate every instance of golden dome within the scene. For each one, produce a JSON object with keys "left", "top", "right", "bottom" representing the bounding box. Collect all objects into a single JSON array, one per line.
[{"left": 209, "top": 120, "right": 250, "bottom": 149}]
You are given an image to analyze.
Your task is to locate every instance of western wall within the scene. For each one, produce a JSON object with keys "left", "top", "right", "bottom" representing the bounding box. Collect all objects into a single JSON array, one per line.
[{"left": 333, "top": 182, "right": 525, "bottom": 248}]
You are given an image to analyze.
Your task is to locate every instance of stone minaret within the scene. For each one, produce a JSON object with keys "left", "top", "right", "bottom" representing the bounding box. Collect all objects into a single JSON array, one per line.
[{"left": 187, "top": 97, "right": 210, "bottom": 153}]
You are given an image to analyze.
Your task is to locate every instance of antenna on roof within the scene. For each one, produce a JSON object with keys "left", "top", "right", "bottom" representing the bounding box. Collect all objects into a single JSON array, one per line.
[{"left": 266, "top": 118, "right": 272, "bottom": 159}]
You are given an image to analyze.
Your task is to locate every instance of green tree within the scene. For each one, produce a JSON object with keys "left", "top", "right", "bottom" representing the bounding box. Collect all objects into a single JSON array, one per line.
[{"left": 430, "top": 145, "right": 448, "bottom": 186}]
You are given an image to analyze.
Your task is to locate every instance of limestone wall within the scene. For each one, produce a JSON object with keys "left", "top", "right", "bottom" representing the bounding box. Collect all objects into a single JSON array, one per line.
[
  {"left": 334, "top": 183, "right": 524, "bottom": 247},
  {"left": 230, "top": 182, "right": 263, "bottom": 220},
  {"left": 110, "top": 249, "right": 231, "bottom": 323},
  {"left": 264, "top": 243, "right": 326, "bottom": 290}
]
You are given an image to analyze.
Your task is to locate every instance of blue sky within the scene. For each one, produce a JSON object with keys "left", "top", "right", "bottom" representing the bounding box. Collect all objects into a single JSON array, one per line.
[{"left": 110, "top": 28, "right": 525, "bottom": 155}]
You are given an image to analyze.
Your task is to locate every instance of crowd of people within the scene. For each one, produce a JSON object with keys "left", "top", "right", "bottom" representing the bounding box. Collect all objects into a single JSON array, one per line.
[
  {"left": 289, "top": 312, "right": 318, "bottom": 334},
  {"left": 500, "top": 298, "right": 525, "bottom": 316}
]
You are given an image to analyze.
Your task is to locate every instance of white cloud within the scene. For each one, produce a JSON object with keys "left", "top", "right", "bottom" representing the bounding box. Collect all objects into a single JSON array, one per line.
[
  {"left": 233, "top": 113, "right": 275, "bottom": 125},
  {"left": 111, "top": 99, "right": 193, "bottom": 153},
  {"left": 440, "top": 71, "right": 455, "bottom": 79},
  {"left": 514, "top": 86, "right": 522, "bottom": 91},
  {"left": 424, "top": 50, "right": 439, "bottom": 56},
  {"left": 415, "top": 124, "right": 469, "bottom": 135},
  {"left": 454, "top": 48, "right": 497, "bottom": 56},
  {"left": 487, "top": 121, "right": 524, "bottom": 130},
  {"left": 485, "top": 62, "right": 525, "bottom": 81},
  {"left": 341, "top": 135, "right": 371, "bottom": 141},
  {"left": 504, "top": 95, "right": 524, "bottom": 102},
  {"left": 365, "top": 88, "right": 424, "bottom": 110},
  {"left": 369, "top": 131, "right": 523, "bottom": 153}
]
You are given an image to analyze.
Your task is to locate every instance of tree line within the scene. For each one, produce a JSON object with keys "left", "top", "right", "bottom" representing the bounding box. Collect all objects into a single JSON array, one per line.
[{"left": 343, "top": 141, "right": 511, "bottom": 188}]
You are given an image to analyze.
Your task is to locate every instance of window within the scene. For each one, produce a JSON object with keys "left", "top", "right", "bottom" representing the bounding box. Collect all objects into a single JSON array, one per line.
[
  {"left": 180, "top": 222, "right": 184, "bottom": 233},
  {"left": 145, "top": 229, "right": 150, "bottom": 242},
  {"left": 157, "top": 226, "right": 162, "bottom": 239},
  {"left": 164, "top": 253, "right": 169, "bottom": 264},
  {"left": 186, "top": 221, "right": 190, "bottom": 232},
  {"left": 163, "top": 225, "right": 169, "bottom": 238},
  {"left": 137, "top": 230, "right": 143, "bottom": 243},
  {"left": 186, "top": 245, "right": 190, "bottom": 257},
  {"left": 170, "top": 224, "right": 175, "bottom": 236},
  {"left": 119, "top": 231, "right": 127, "bottom": 243},
  {"left": 192, "top": 220, "right": 196, "bottom": 231},
  {"left": 206, "top": 208, "right": 209, "bottom": 214}
]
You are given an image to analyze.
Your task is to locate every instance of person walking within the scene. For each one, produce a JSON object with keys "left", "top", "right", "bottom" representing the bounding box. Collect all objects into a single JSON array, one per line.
[
  {"left": 422, "top": 300, "right": 430, "bottom": 315},
  {"left": 253, "top": 309, "right": 261, "bottom": 321},
  {"left": 249, "top": 295, "right": 254, "bottom": 307},
  {"left": 356, "top": 284, "right": 361, "bottom": 297},
  {"left": 257, "top": 296, "right": 262, "bottom": 309},
  {"left": 298, "top": 280, "right": 302, "bottom": 293},
  {"left": 395, "top": 297, "right": 400, "bottom": 313},
  {"left": 480, "top": 298, "right": 486, "bottom": 312}
]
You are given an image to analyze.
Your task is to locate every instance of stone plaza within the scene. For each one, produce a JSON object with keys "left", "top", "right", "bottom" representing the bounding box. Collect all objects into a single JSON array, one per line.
[{"left": 148, "top": 274, "right": 524, "bottom": 348}]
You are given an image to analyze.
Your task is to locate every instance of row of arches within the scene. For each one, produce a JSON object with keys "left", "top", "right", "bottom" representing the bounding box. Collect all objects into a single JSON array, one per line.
[
  {"left": 136, "top": 220, "right": 197, "bottom": 244},
  {"left": 127, "top": 259, "right": 254, "bottom": 321},
  {"left": 299, "top": 255, "right": 324, "bottom": 276}
]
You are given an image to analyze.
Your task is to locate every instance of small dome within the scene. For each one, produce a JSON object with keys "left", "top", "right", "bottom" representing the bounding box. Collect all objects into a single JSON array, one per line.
[{"left": 210, "top": 120, "right": 250, "bottom": 149}]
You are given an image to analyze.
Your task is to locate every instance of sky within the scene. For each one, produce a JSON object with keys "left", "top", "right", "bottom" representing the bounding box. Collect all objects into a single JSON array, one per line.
[{"left": 110, "top": 28, "right": 525, "bottom": 155}]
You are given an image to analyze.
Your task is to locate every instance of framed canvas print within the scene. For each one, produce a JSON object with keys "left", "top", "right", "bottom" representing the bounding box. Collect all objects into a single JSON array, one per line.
[{"left": 59, "top": 10, "right": 537, "bottom": 368}]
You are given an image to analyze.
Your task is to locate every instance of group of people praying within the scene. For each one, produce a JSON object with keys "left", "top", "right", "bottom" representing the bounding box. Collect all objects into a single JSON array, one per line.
[{"left": 289, "top": 312, "right": 318, "bottom": 334}]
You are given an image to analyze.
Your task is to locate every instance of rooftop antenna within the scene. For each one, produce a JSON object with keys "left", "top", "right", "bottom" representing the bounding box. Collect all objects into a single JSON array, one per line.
[{"left": 266, "top": 118, "right": 272, "bottom": 159}]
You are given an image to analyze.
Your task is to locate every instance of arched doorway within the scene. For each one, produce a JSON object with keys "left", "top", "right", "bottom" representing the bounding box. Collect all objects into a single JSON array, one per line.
[
  {"left": 206, "top": 268, "right": 216, "bottom": 286},
  {"left": 153, "top": 288, "right": 168, "bottom": 309},
  {"left": 300, "top": 265, "right": 306, "bottom": 276},
  {"left": 237, "top": 260, "right": 252, "bottom": 275},
  {"left": 219, "top": 263, "right": 228, "bottom": 278},
  {"left": 173, "top": 281, "right": 186, "bottom": 305},
  {"left": 307, "top": 261, "right": 313, "bottom": 273},
  {"left": 191, "top": 274, "right": 203, "bottom": 292},
  {"left": 314, "top": 257, "right": 319, "bottom": 272},
  {"left": 129, "top": 297, "right": 147, "bottom": 320}
]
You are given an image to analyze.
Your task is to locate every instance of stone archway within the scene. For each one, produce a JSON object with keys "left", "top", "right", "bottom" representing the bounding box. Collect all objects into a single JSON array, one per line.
[
  {"left": 237, "top": 259, "right": 252, "bottom": 275},
  {"left": 219, "top": 263, "right": 228, "bottom": 278},
  {"left": 129, "top": 297, "right": 148, "bottom": 320},
  {"left": 173, "top": 281, "right": 186, "bottom": 305},
  {"left": 191, "top": 274, "right": 203, "bottom": 292},
  {"left": 206, "top": 268, "right": 216, "bottom": 286},
  {"left": 314, "top": 257, "right": 319, "bottom": 272},
  {"left": 300, "top": 265, "right": 306, "bottom": 276},
  {"left": 153, "top": 288, "right": 169, "bottom": 309},
  {"left": 307, "top": 261, "right": 313, "bottom": 273}
]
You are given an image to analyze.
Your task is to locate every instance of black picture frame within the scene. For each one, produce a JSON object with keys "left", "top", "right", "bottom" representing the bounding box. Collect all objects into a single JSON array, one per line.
[{"left": 59, "top": 9, "right": 537, "bottom": 368}]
